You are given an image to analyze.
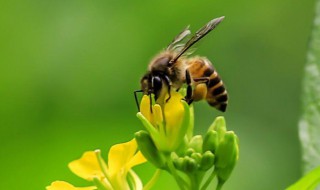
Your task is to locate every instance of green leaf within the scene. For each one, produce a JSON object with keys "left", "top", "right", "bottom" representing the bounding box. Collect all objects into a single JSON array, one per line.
[
  {"left": 299, "top": 0, "right": 320, "bottom": 174},
  {"left": 286, "top": 166, "right": 320, "bottom": 190}
]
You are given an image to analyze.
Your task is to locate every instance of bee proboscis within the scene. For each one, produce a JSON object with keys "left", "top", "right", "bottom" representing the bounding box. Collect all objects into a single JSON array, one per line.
[{"left": 135, "top": 16, "right": 228, "bottom": 112}]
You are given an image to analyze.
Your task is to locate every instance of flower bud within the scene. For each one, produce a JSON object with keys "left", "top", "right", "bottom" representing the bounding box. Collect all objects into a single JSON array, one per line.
[
  {"left": 172, "top": 157, "right": 185, "bottom": 171},
  {"left": 188, "top": 135, "right": 203, "bottom": 153},
  {"left": 185, "top": 148, "right": 195, "bottom": 157},
  {"left": 199, "top": 151, "right": 215, "bottom": 171},
  {"left": 190, "top": 152, "right": 202, "bottom": 164},
  {"left": 215, "top": 132, "right": 238, "bottom": 168},
  {"left": 214, "top": 131, "right": 239, "bottom": 187},
  {"left": 202, "top": 130, "right": 219, "bottom": 153},
  {"left": 208, "top": 116, "right": 226, "bottom": 141},
  {"left": 135, "top": 130, "right": 166, "bottom": 169},
  {"left": 183, "top": 156, "right": 198, "bottom": 173}
]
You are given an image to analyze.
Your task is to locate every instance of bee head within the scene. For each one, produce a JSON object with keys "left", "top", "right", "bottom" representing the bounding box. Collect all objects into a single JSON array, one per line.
[
  {"left": 149, "top": 54, "right": 173, "bottom": 73},
  {"left": 140, "top": 74, "right": 150, "bottom": 94},
  {"left": 140, "top": 73, "right": 166, "bottom": 100}
]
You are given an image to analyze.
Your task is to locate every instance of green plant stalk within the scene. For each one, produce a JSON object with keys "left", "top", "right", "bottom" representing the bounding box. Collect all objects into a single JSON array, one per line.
[
  {"left": 143, "top": 169, "right": 162, "bottom": 190},
  {"left": 299, "top": 0, "right": 320, "bottom": 174},
  {"left": 166, "top": 157, "right": 189, "bottom": 190},
  {"left": 93, "top": 177, "right": 109, "bottom": 190},
  {"left": 187, "top": 173, "right": 200, "bottom": 190},
  {"left": 201, "top": 170, "right": 217, "bottom": 190},
  {"left": 184, "top": 170, "right": 206, "bottom": 190}
]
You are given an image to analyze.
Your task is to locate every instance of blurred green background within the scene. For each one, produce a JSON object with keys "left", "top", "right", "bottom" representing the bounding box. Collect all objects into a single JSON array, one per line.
[{"left": 0, "top": 0, "right": 315, "bottom": 189}]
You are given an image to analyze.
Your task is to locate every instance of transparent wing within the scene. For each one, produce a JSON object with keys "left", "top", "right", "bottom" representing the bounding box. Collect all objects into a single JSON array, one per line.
[
  {"left": 167, "top": 26, "right": 191, "bottom": 51},
  {"left": 170, "top": 16, "right": 225, "bottom": 64}
]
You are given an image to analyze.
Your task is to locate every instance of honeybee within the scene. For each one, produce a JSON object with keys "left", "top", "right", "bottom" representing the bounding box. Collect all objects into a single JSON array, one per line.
[{"left": 135, "top": 16, "right": 228, "bottom": 112}]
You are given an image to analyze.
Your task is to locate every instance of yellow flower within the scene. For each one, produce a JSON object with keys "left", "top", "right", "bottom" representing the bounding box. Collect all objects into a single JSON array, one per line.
[
  {"left": 105, "top": 138, "right": 146, "bottom": 190},
  {"left": 46, "top": 181, "right": 96, "bottom": 190},
  {"left": 48, "top": 139, "right": 146, "bottom": 190},
  {"left": 68, "top": 151, "right": 105, "bottom": 181},
  {"left": 137, "top": 90, "right": 192, "bottom": 152}
]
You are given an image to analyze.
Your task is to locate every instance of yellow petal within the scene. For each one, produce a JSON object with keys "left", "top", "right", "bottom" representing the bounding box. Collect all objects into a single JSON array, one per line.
[
  {"left": 108, "top": 139, "right": 138, "bottom": 177},
  {"left": 140, "top": 95, "right": 153, "bottom": 123},
  {"left": 153, "top": 104, "right": 163, "bottom": 126},
  {"left": 46, "top": 181, "right": 96, "bottom": 190},
  {"left": 68, "top": 151, "right": 105, "bottom": 181},
  {"left": 164, "top": 91, "right": 184, "bottom": 129},
  {"left": 126, "top": 151, "right": 147, "bottom": 171},
  {"left": 163, "top": 91, "right": 185, "bottom": 149}
]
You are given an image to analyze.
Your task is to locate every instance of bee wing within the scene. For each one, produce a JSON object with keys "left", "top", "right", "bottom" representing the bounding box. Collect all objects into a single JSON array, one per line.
[
  {"left": 170, "top": 16, "right": 225, "bottom": 64},
  {"left": 167, "top": 26, "right": 191, "bottom": 51}
]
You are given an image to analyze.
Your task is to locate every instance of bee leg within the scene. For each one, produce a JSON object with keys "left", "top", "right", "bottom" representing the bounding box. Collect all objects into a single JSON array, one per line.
[
  {"left": 184, "top": 69, "right": 193, "bottom": 105},
  {"left": 149, "top": 93, "right": 153, "bottom": 113},
  {"left": 134, "top": 89, "right": 143, "bottom": 112},
  {"left": 192, "top": 77, "right": 210, "bottom": 101},
  {"left": 166, "top": 85, "right": 171, "bottom": 103},
  {"left": 163, "top": 75, "right": 172, "bottom": 102}
]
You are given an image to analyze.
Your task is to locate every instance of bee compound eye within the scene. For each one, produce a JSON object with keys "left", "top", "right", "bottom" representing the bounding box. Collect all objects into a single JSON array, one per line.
[
  {"left": 150, "top": 76, "right": 163, "bottom": 100},
  {"left": 152, "top": 76, "right": 162, "bottom": 90}
]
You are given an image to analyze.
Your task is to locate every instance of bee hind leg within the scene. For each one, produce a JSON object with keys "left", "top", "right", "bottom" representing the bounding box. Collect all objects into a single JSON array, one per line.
[{"left": 192, "top": 77, "right": 209, "bottom": 102}]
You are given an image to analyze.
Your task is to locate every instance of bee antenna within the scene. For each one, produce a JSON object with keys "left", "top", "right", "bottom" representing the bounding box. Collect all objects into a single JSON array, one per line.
[
  {"left": 134, "top": 90, "right": 143, "bottom": 112},
  {"left": 169, "top": 16, "right": 225, "bottom": 65}
]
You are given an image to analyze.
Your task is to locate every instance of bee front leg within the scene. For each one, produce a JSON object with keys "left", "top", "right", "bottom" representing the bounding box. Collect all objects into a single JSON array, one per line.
[
  {"left": 149, "top": 93, "right": 153, "bottom": 113},
  {"left": 184, "top": 69, "right": 193, "bottom": 105},
  {"left": 163, "top": 75, "right": 172, "bottom": 102}
]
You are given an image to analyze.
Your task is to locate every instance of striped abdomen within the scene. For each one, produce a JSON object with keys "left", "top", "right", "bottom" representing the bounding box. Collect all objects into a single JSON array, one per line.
[{"left": 186, "top": 57, "right": 228, "bottom": 112}]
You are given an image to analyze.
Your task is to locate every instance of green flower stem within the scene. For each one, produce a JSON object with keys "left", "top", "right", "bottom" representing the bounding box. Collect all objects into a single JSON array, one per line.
[
  {"left": 95, "top": 150, "right": 113, "bottom": 189},
  {"left": 143, "top": 169, "right": 162, "bottom": 190},
  {"left": 187, "top": 172, "right": 204, "bottom": 190},
  {"left": 216, "top": 182, "right": 224, "bottom": 190},
  {"left": 200, "top": 170, "right": 217, "bottom": 190},
  {"left": 127, "top": 170, "right": 143, "bottom": 190},
  {"left": 93, "top": 177, "right": 109, "bottom": 190},
  {"left": 188, "top": 174, "right": 198, "bottom": 190},
  {"left": 196, "top": 172, "right": 206, "bottom": 190},
  {"left": 166, "top": 156, "right": 189, "bottom": 190},
  {"left": 186, "top": 105, "right": 194, "bottom": 140}
]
